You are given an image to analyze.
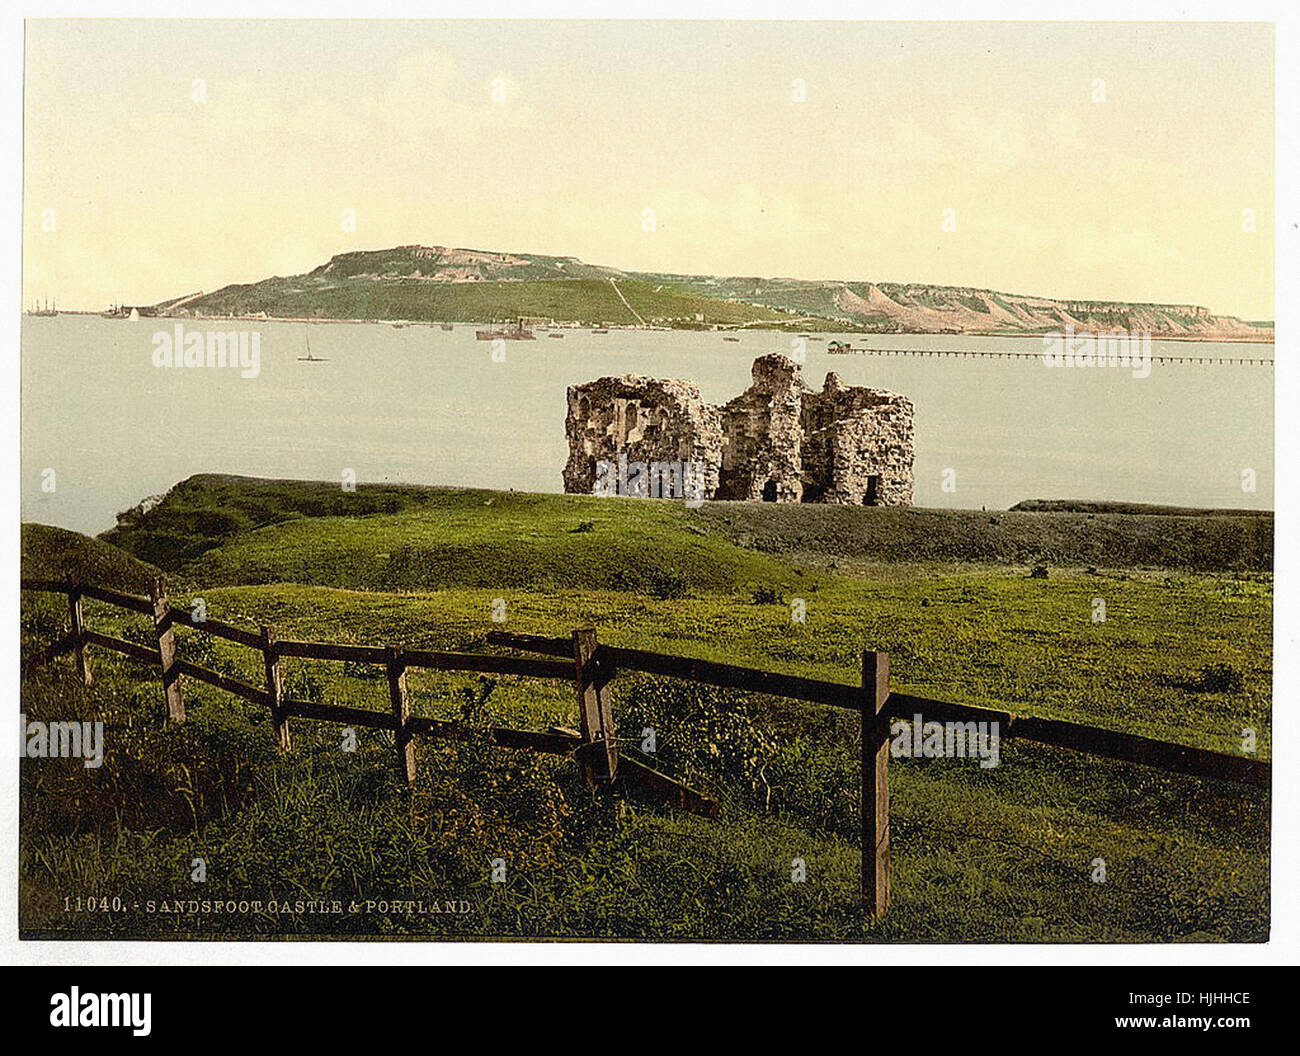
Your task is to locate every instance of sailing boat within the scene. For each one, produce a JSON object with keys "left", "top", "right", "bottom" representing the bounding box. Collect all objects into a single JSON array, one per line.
[
  {"left": 298, "top": 326, "right": 327, "bottom": 362},
  {"left": 30, "top": 296, "right": 58, "bottom": 317}
]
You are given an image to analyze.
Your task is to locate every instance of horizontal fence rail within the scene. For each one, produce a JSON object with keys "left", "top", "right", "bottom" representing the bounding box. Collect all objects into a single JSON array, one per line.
[
  {"left": 486, "top": 633, "right": 1269, "bottom": 789},
  {"left": 22, "top": 576, "right": 1270, "bottom": 919},
  {"left": 19, "top": 575, "right": 717, "bottom": 820},
  {"left": 886, "top": 693, "right": 1269, "bottom": 790}
]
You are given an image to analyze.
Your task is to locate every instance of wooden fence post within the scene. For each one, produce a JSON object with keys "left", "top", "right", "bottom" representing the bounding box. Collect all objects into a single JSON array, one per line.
[
  {"left": 387, "top": 645, "right": 416, "bottom": 786},
  {"left": 572, "top": 628, "right": 617, "bottom": 786},
  {"left": 149, "top": 578, "right": 185, "bottom": 723},
  {"left": 65, "top": 575, "right": 92, "bottom": 686},
  {"left": 261, "top": 625, "right": 289, "bottom": 750},
  {"left": 862, "top": 650, "right": 890, "bottom": 918}
]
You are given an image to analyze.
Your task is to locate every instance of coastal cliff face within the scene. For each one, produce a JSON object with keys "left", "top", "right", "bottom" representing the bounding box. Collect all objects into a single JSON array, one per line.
[{"left": 830, "top": 282, "right": 1266, "bottom": 341}]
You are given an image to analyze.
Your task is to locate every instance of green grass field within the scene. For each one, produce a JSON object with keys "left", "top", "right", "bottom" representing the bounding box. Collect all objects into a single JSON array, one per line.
[{"left": 19, "top": 478, "right": 1272, "bottom": 941}]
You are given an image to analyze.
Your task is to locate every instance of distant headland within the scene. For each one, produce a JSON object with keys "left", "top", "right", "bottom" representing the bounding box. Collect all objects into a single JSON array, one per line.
[{"left": 133, "top": 244, "right": 1272, "bottom": 343}]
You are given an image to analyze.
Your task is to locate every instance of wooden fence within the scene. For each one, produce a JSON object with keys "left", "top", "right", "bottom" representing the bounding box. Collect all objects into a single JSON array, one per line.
[{"left": 21, "top": 575, "right": 1270, "bottom": 919}]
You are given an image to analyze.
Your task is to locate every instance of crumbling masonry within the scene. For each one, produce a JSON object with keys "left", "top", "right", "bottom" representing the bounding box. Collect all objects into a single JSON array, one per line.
[{"left": 562, "top": 353, "right": 914, "bottom": 505}]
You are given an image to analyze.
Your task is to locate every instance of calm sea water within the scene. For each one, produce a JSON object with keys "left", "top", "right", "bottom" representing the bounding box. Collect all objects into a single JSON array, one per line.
[{"left": 21, "top": 315, "right": 1274, "bottom": 535}]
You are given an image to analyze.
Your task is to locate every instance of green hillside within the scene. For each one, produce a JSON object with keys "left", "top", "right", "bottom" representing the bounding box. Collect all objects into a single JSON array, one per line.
[
  {"left": 104, "top": 474, "right": 1274, "bottom": 579},
  {"left": 22, "top": 522, "right": 163, "bottom": 593},
  {"left": 163, "top": 277, "right": 796, "bottom": 327},
  {"left": 183, "top": 495, "right": 796, "bottom": 596},
  {"left": 152, "top": 243, "right": 1270, "bottom": 339},
  {"left": 20, "top": 476, "right": 1271, "bottom": 941}
]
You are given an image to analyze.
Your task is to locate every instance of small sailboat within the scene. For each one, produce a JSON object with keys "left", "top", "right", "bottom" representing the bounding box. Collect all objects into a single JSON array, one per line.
[{"left": 298, "top": 327, "right": 327, "bottom": 362}]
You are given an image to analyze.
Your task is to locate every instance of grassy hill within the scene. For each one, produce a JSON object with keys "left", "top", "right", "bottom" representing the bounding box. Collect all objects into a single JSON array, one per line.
[
  {"left": 103, "top": 474, "right": 1274, "bottom": 580},
  {"left": 22, "top": 522, "right": 163, "bottom": 593},
  {"left": 161, "top": 276, "right": 796, "bottom": 328},
  {"left": 153, "top": 244, "right": 1271, "bottom": 340},
  {"left": 19, "top": 475, "right": 1271, "bottom": 941},
  {"left": 183, "top": 495, "right": 797, "bottom": 596}
]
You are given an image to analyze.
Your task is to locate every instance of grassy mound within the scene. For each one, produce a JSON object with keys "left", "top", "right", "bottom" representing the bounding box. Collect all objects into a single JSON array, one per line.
[
  {"left": 101, "top": 474, "right": 448, "bottom": 570},
  {"left": 104, "top": 476, "right": 1273, "bottom": 585},
  {"left": 22, "top": 522, "right": 163, "bottom": 593},
  {"left": 185, "top": 498, "right": 795, "bottom": 595},
  {"left": 104, "top": 475, "right": 796, "bottom": 595}
]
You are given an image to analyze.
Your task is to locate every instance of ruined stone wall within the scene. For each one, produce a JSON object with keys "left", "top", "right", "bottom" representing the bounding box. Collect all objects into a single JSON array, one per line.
[
  {"left": 716, "top": 354, "right": 805, "bottom": 502},
  {"left": 563, "top": 356, "right": 914, "bottom": 506},
  {"left": 562, "top": 375, "right": 722, "bottom": 498},
  {"left": 802, "top": 372, "right": 914, "bottom": 505}
]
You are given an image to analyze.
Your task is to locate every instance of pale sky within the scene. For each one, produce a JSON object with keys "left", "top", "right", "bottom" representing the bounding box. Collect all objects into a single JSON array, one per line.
[{"left": 23, "top": 19, "right": 1274, "bottom": 319}]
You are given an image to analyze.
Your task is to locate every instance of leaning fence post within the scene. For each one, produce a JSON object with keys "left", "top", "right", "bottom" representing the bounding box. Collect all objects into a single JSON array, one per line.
[
  {"left": 149, "top": 577, "right": 184, "bottom": 723},
  {"left": 862, "top": 650, "right": 890, "bottom": 918},
  {"left": 387, "top": 645, "right": 415, "bottom": 787},
  {"left": 65, "top": 574, "right": 92, "bottom": 686},
  {"left": 572, "top": 628, "right": 618, "bottom": 786},
  {"left": 261, "top": 625, "right": 289, "bottom": 750}
]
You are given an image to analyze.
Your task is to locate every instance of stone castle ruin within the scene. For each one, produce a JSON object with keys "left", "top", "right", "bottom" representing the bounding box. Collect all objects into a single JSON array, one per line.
[{"left": 563, "top": 353, "right": 914, "bottom": 505}]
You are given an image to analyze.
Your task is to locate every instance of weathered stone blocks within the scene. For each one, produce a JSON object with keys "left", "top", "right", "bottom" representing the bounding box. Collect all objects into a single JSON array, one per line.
[
  {"left": 563, "top": 355, "right": 914, "bottom": 505},
  {"left": 562, "top": 374, "right": 722, "bottom": 497}
]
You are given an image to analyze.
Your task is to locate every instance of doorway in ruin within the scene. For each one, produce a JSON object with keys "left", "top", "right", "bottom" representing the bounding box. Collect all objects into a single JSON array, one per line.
[
  {"left": 863, "top": 475, "right": 880, "bottom": 506},
  {"left": 761, "top": 480, "right": 778, "bottom": 502}
]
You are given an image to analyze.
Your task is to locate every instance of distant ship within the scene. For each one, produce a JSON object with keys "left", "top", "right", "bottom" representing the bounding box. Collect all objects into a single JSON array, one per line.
[
  {"left": 476, "top": 325, "right": 535, "bottom": 341},
  {"left": 29, "top": 297, "right": 58, "bottom": 317},
  {"left": 440, "top": 323, "right": 454, "bottom": 331},
  {"left": 591, "top": 328, "right": 608, "bottom": 334},
  {"left": 723, "top": 335, "right": 740, "bottom": 342}
]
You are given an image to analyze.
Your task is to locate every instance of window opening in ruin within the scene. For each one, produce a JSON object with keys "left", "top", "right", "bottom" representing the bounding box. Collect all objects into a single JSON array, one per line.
[
  {"left": 761, "top": 480, "right": 778, "bottom": 502},
  {"left": 864, "top": 476, "right": 880, "bottom": 506}
]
